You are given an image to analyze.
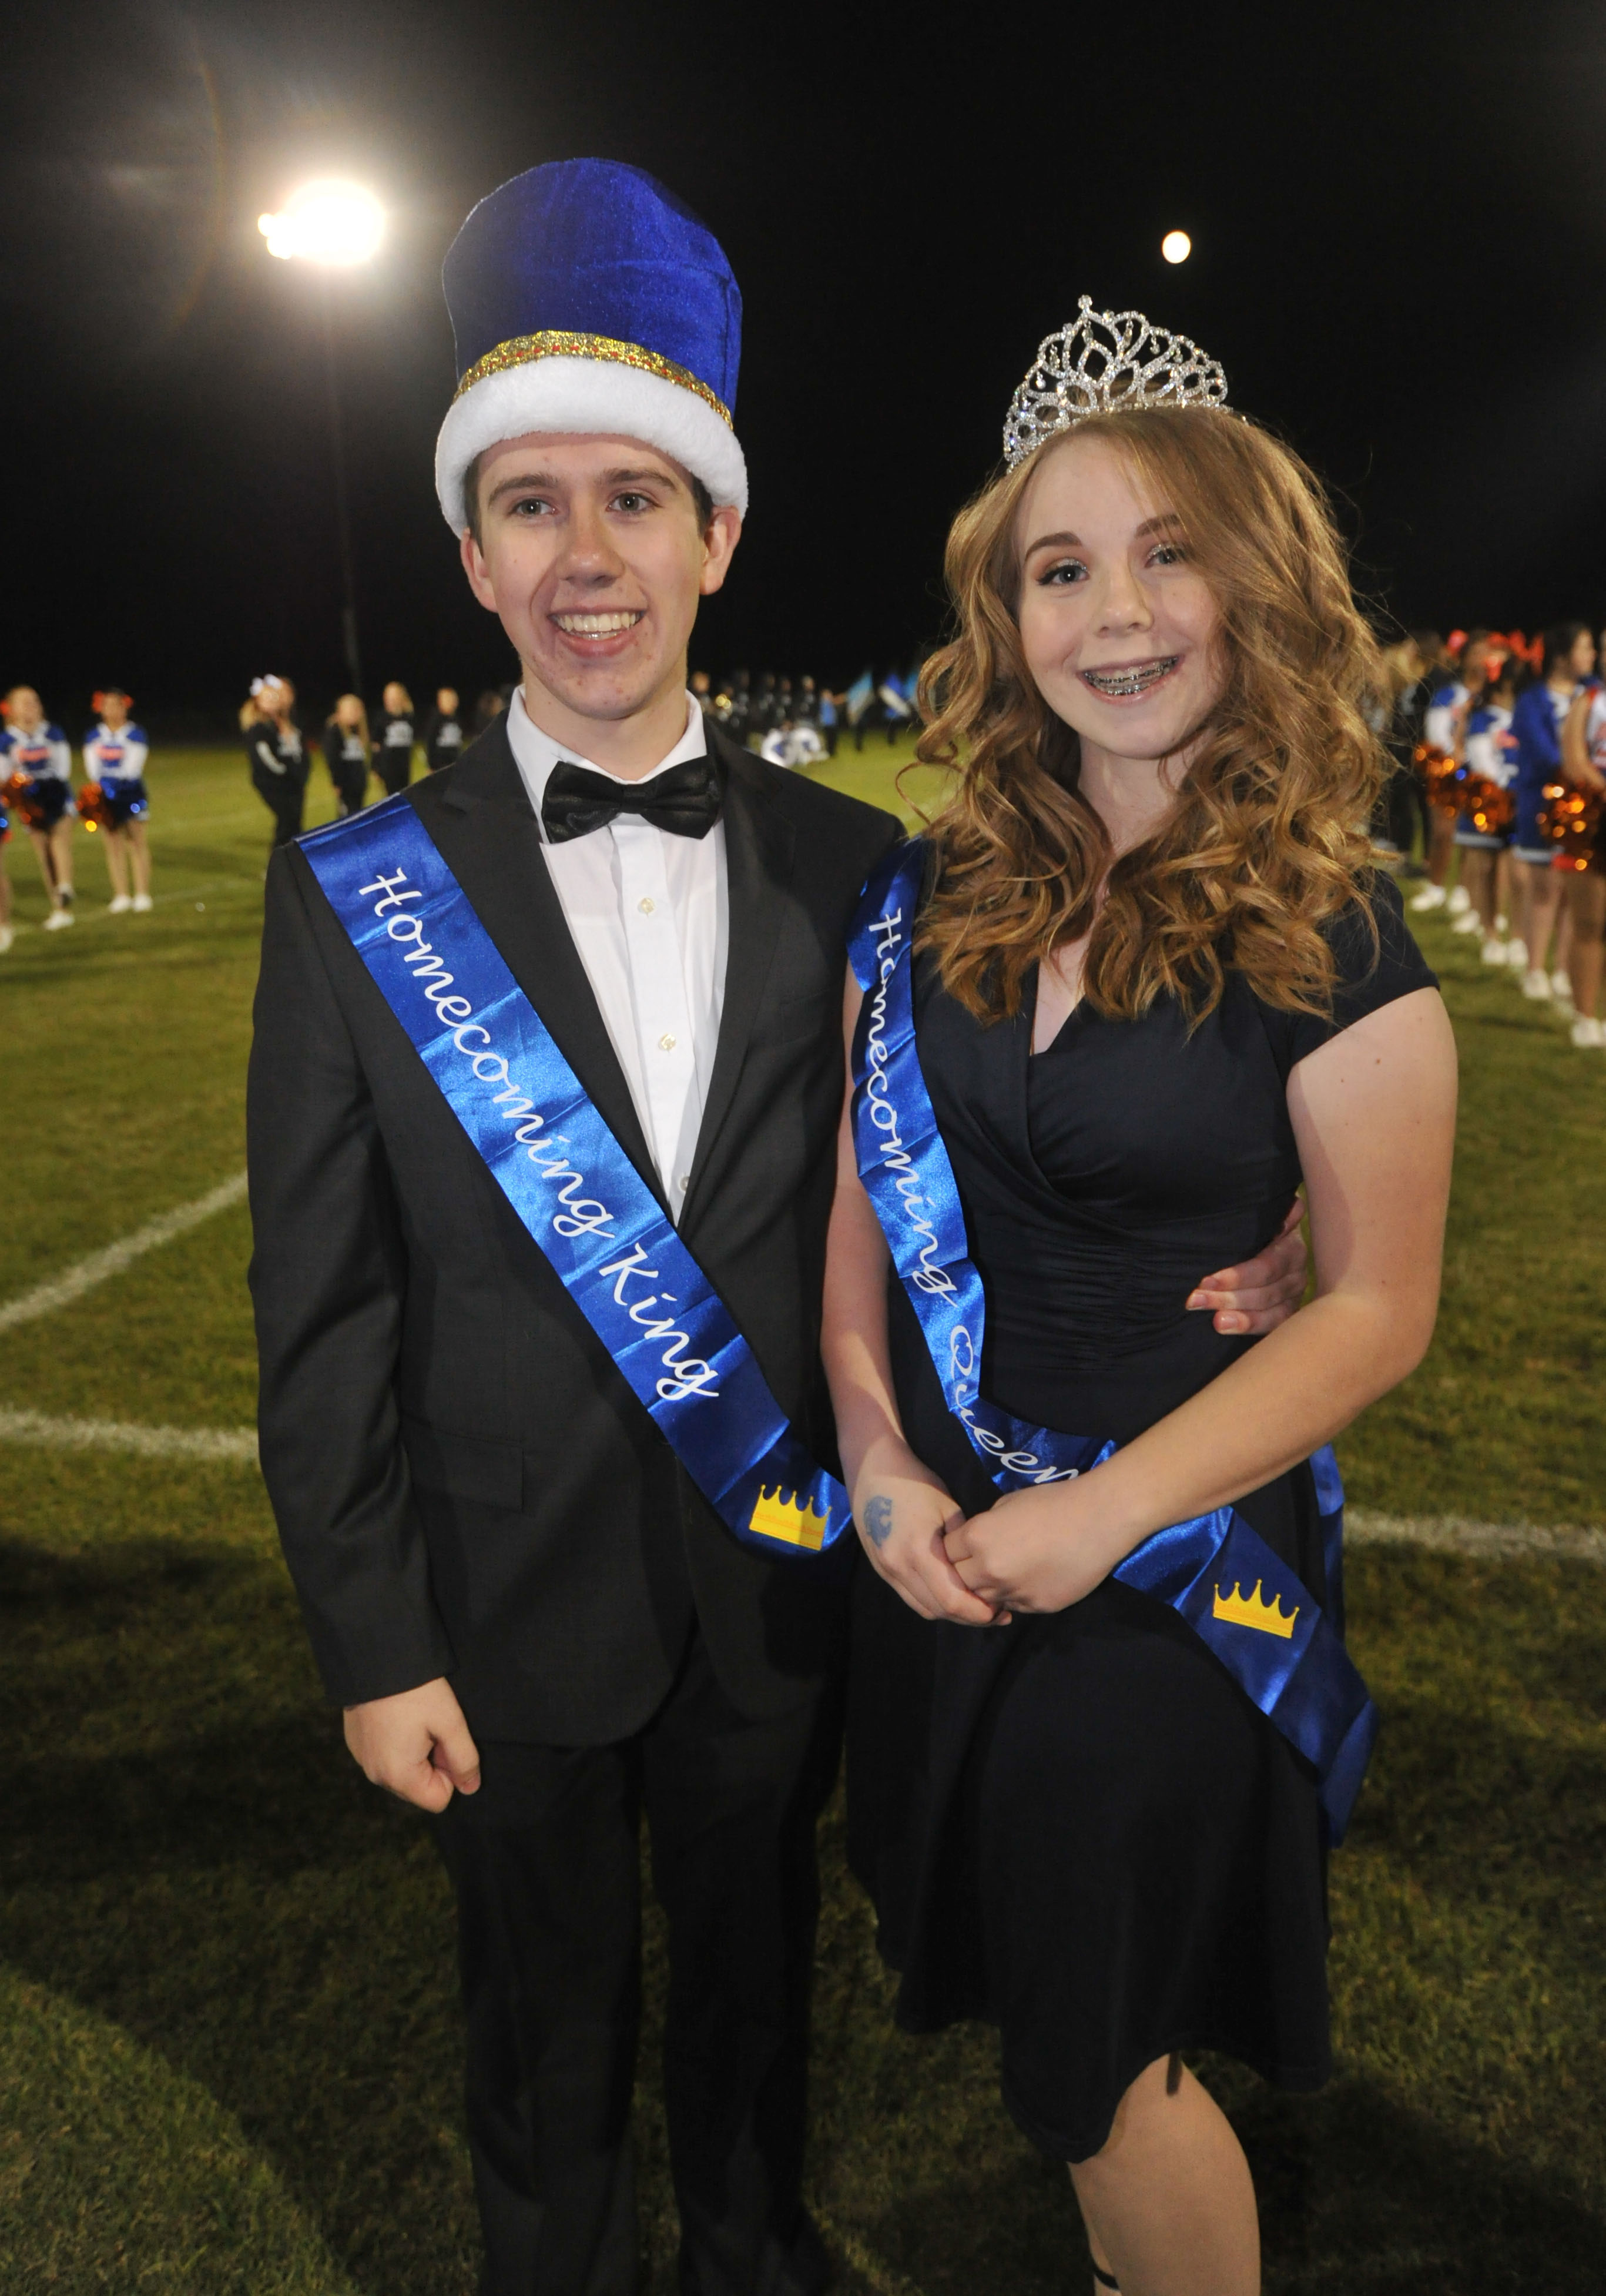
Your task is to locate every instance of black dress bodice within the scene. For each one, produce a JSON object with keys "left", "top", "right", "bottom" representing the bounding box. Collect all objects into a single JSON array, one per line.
[{"left": 891, "top": 873, "right": 1436, "bottom": 1452}]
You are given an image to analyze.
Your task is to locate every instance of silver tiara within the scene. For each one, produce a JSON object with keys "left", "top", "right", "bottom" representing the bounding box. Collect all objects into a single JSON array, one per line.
[{"left": 1003, "top": 296, "right": 1231, "bottom": 470}]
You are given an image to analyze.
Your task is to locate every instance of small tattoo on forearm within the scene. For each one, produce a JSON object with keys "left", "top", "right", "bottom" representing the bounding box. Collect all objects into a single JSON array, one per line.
[{"left": 863, "top": 1495, "right": 893, "bottom": 1547}]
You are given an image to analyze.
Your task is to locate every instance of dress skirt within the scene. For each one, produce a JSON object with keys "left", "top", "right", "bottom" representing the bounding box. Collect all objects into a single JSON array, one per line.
[{"left": 846, "top": 1280, "right": 1335, "bottom": 2164}]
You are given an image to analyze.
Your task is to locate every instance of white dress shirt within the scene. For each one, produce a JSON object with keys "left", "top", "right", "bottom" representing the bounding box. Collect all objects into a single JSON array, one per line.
[{"left": 505, "top": 687, "right": 727, "bottom": 1219}]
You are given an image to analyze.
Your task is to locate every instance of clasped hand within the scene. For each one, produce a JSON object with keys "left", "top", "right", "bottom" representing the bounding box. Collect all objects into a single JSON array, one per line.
[{"left": 854, "top": 1458, "right": 1117, "bottom": 1624}]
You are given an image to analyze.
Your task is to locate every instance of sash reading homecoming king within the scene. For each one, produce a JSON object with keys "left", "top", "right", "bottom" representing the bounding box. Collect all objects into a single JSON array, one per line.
[
  {"left": 847, "top": 840, "right": 1378, "bottom": 1842},
  {"left": 301, "top": 796, "right": 849, "bottom": 1561}
]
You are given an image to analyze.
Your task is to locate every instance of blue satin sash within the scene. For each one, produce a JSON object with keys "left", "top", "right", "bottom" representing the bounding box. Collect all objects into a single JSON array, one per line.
[
  {"left": 847, "top": 839, "right": 1377, "bottom": 1841},
  {"left": 300, "top": 796, "right": 849, "bottom": 1561}
]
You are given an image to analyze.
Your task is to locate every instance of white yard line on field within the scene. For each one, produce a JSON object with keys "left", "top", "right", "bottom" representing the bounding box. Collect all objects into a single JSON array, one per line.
[
  {"left": 1347, "top": 1507, "right": 1606, "bottom": 1566},
  {"left": 0, "top": 1407, "right": 256, "bottom": 1463},
  {"left": 0, "top": 1170, "right": 249, "bottom": 1334}
]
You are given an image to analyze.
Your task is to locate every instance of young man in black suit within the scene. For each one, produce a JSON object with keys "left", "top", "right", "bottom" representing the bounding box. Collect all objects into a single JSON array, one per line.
[{"left": 248, "top": 160, "right": 1306, "bottom": 2296}]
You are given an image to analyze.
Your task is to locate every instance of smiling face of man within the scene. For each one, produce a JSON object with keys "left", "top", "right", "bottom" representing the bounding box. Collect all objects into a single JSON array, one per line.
[{"left": 459, "top": 433, "right": 742, "bottom": 769}]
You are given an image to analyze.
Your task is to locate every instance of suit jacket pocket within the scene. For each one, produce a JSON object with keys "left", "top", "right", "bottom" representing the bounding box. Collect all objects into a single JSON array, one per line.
[
  {"left": 765, "top": 989, "right": 836, "bottom": 1049},
  {"left": 401, "top": 1414, "right": 524, "bottom": 1511}
]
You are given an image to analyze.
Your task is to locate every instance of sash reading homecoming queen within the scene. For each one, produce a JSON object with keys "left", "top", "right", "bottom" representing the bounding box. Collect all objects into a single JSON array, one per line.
[
  {"left": 301, "top": 796, "right": 850, "bottom": 1562},
  {"left": 847, "top": 840, "right": 1378, "bottom": 1843}
]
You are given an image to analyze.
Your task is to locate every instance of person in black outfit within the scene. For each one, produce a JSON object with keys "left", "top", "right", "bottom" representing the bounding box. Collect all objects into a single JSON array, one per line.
[
  {"left": 1380, "top": 631, "right": 1439, "bottom": 865},
  {"left": 373, "top": 680, "right": 417, "bottom": 794},
  {"left": 422, "top": 685, "right": 467, "bottom": 772},
  {"left": 321, "top": 692, "right": 372, "bottom": 816},
  {"left": 823, "top": 348, "right": 1456, "bottom": 2296},
  {"left": 249, "top": 183, "right": 1307, "bottom": 2296},
  {"left": 471, "top": 686, "right": 508, "bottom": 739},
  {"left": 244, "top": 675, "right": 308, "bottom": 846}
]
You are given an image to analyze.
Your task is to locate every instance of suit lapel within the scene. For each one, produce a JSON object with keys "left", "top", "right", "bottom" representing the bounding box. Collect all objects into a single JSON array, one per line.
[
  {"left": 686, "top": 735, "right": 796, "bottom": 1199},
  {"left": 421, "top": 719, "right": 665, "bottom": 1208}
]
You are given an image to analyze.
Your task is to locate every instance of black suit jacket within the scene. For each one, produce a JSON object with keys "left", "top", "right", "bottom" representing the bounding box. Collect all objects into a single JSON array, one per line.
[{"left": 247, "top": 717, "right": 901, "bottom": 1741}]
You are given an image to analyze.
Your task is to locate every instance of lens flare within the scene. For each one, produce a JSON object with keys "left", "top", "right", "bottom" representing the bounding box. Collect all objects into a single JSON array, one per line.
[{"left": 258, "top": 181, "right": 384, "bottom": 266}]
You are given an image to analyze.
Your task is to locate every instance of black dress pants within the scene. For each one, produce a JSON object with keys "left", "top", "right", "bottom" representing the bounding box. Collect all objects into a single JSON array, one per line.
[
  {"left": 432, "top": 1633, "right": 839, "bottom": 2296},
  {"left": 252, "top": 765, "right": 304, "bottom": 846}
]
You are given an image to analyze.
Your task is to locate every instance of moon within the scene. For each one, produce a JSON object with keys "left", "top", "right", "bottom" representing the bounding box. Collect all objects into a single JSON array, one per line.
[{"left": 1161, "top": 230, "right": 1192, "bottom": 265}]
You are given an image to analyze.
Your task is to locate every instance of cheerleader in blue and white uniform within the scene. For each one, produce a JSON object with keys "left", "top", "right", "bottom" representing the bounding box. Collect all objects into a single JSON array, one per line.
[
  {"left": 1409, "top": 630, "right": 1489, "bottom": 921},
  {"left": 83, "top": 688, "right": 154, "bottom": 913},
  {"left": 0, "top": 771, "right": 12, "bottom": 955},
  {"left": 2, "top": 684, "right": 76, "bottom": 930},
  {"left": 1510, "top": 623, "right": 1595, "bottom": 1001},
  {"left": 1453, "top": 654, "right": 1518, "bottom": 960}
]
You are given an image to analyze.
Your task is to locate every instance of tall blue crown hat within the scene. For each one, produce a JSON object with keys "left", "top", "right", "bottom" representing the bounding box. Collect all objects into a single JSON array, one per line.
[{"left": 435, "top": 158, "right": 747, "bottom": 533}]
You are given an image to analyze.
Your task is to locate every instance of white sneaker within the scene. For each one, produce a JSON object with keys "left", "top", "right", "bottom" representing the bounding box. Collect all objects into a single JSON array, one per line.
[
  {"left": 0, "top": 925, "right": 13, "bottom": 953},
  {"left": 131, "top": 892, "right": 153, "bottom": 913},
  {"left": 42, "top": 908, "right": 74, "bottom": 931},
  {"left": 1570, "top": 1016, "right": 1604, "bottom": 1048},
  {"left": 1506, "top": 938, "right": 1528, "bottom": 968},
  {"left": 1523, "top": 968, "right": 1553, "bottom": 999},
  {"left": 1447, "top": 885, "right": 1472, "bottom": 915},
  {"left": 1480, "top": 936, "right": 1509, "bottom": 964},
  {"left": 1451, "top": 909, "right": 1483, "bottom": 935},
  {"left": 1495, "top": 913, "right": 1510, "bottom": 937},
  {"left": 108, "top": 894, "right": 132, "bottom": 914},
  {"left": 1553, "top": 970, "right": 1575, "bottom": 1007},
  {"left": 1410, "top": 882, "right": 1448, "bottom": 912}
]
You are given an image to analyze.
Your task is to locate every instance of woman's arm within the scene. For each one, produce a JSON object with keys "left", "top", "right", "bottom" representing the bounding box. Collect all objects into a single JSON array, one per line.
[
  {"left": 822, "top": 978, "right": 1000, "bottom": 1624},
  {"left": 946, "top": 985, "right": 1457, "bottom": 1614},
  {"left": 1562, "top": 692, "right": 1605, "bottom": 794}
]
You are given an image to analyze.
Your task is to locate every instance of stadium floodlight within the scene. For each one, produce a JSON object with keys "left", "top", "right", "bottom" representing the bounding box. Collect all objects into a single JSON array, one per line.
[
  {"left": 1161, "top": 230, "right": 1192, "bottom": 265},
  {"left": 259, "top": 181, "right": 385, "bottom": 267},
  {"left": 258, "top": 182, "right": 385, "bottom": 696}
]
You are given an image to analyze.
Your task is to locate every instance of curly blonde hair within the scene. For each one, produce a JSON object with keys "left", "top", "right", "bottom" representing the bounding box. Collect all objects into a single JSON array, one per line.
[{"left": 914, "top": 404, "right": 1385, "bottom": 1024}]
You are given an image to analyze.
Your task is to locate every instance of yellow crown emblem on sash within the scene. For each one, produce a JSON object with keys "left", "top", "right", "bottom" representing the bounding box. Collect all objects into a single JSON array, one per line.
[
  {"left": 1211, "top": 1578, "right": 1299, "bottom": 1639},
  {"left": 748, "top": 1487, "right": 830, "bottom": 1551}
]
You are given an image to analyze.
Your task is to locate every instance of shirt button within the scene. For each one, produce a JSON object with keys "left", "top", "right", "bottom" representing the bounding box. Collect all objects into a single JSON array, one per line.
[
  {"left": 638, "top": 896, "right": 656, "bottom": 914},
  {"left": 678, "top": 1174, "right": 690, "bottom": 1192},
  {"left": 658, "top": 1032, "right": 677, "bottom": 1052}
]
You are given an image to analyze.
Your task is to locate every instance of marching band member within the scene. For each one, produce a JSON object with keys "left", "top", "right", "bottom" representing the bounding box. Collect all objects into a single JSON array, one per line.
[
  {"left": 1510, "top": 622, "right": 1595, "bottom": 998},
  {"left": 2, "top": 685, "right": 76, "bottom": 929},
  {"left": 373, "top": 681, "right": 418, "bottom": 794},
  {"left": 1453, "top": 654, "right": 1518, "bottom": 962},
  {"left": 83, "top": 688, "right": 153, "bottom": 913},
  {"left": 1410, "top": 631, "right": 1488, "bottom": 919},
  {"left": 422, "top": 685, "right": 467, "bottom": 772},
  {"left": 321, "top": 694, "right": 373, "bottom": 816},
  {"left": 1560, "top": 681, "right": 1606, "bottom": 1046},
  {"left": 244, "top": 676, "right": 309, "bottom": 849}
]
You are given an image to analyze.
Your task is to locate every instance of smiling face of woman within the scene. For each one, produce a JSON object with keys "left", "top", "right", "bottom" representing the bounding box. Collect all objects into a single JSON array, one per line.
[{"left": 1014, "top": 432, "right": 1225, "bottom": 765}]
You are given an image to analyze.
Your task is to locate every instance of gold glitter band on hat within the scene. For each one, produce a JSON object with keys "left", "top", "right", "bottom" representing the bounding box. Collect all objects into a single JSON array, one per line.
[{"left": 452, "top": 330, "right": 735, "bottom": 428}]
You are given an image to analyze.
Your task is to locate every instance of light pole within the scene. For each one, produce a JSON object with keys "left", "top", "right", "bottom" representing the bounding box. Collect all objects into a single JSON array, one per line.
[{"left": 259, "top": 181, "right": 385, "bottom": 700}]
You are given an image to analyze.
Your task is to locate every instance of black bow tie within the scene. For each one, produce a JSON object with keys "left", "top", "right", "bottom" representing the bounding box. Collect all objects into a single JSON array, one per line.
[{"left": 541, "top": 755, "right": 722, "bottom": 845}]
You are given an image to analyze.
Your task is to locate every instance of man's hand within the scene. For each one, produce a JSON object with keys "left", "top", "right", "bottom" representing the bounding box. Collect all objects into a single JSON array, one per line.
[
  {"left": 1185, "top": 1197, "right": 1307, "bottom": 1335},
  {"left": 343, "top": 1676, "right": 482, "bottom": 1813}
]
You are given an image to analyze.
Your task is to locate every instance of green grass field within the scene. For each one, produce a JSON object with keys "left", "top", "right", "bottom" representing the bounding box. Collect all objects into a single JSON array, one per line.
[{"left": 1, "top": 747, "right": 1603, "bottom": 2292}]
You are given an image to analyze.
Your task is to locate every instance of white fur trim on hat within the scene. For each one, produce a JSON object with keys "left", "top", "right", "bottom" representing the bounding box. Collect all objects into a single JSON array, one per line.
[{"left": 435, "top": 357, "right": 749, "bottom": 532}]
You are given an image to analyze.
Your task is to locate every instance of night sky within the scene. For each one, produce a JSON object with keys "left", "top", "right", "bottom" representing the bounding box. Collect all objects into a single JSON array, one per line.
[{"left": 8, "top": 0, "right": 1606, "bottom": 730}]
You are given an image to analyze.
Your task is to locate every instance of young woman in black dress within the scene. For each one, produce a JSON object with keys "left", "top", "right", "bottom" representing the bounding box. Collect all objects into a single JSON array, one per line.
[{"left": 823, "top": 311, "right": 1457, "bottom": 2296}]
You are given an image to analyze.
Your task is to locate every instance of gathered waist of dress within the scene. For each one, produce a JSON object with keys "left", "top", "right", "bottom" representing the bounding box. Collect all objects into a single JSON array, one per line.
[{"left": 964, "top": 1202, "right": 1288, "bottom": 1445}]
